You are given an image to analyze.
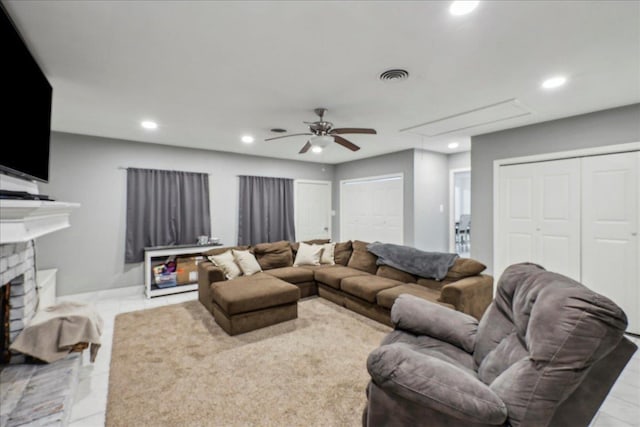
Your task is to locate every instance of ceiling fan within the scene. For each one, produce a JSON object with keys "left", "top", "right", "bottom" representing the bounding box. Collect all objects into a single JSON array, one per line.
[{"left": 265, "top": 108, "right": 377, "bottom": 154}]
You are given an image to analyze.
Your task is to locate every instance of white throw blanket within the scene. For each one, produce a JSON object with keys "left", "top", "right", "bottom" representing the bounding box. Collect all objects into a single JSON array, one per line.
[{"left": 10, "top": 301, "right": 104, "bottom": 363}]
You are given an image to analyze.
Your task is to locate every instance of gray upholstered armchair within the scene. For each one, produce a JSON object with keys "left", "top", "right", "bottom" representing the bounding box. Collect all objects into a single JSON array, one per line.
[{"left": 364, "top": 263, "right": 637, "bottom": 427}]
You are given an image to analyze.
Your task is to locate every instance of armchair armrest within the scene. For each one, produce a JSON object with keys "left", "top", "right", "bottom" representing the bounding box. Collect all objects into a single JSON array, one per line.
[
  {"left": 391, "top": 294, "right": 478, "bottom": 352},
  {"left": 367, "top": 343, "right": 507, "bottom": 425},
  {"left": 439, "top": 274, "right": 493, "bottom": 320}
]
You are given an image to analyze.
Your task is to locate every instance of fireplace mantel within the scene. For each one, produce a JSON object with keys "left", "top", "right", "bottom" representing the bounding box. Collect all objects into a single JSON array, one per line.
[{"left": 0, "top": 200, "right": 80, "bottom": 244}]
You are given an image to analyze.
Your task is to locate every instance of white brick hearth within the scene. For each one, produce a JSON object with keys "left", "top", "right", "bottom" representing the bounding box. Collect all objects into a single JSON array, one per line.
[{"left": 1, "top": 241, "right": 37, "bottom": 364}]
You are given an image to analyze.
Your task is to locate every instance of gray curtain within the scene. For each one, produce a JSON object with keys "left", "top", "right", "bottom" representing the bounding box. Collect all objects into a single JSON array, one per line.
[
  {"left": 238, "top": 176, "right": 295, "bottom": 245},
  {"left": 125, "top": 168, "right": 211, "bottom": 263}
]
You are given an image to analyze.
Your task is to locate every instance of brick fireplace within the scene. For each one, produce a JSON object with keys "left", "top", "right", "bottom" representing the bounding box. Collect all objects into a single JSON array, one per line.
[{"left": 0, "top": 241, "right": 37, "bottom": 364}]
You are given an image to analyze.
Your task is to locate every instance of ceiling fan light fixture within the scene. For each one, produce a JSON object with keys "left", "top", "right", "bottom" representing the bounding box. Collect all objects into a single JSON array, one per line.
[
  {"left": 311, "top": 135, "right": 333, "bottom": 148},
  {"left": 311, "top": 146, "right": 323, "bottom": 154}
]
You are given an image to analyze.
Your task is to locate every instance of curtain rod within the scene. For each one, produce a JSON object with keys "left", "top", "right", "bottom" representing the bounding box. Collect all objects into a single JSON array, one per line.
[{"left": 117, "top": 166, "right": 210, "bottom": 175}]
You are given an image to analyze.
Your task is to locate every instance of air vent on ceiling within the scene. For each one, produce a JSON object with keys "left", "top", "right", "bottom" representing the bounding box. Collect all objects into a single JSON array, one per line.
[
  {"left": 400, "top": 98, "right": 532, "bottom": 137},
  {"left": 379, "top": 69, "right": 409, "bottom": 82}
]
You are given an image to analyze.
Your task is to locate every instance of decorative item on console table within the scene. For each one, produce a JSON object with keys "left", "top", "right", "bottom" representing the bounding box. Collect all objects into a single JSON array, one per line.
[{"left": 144, "top": 243, "right": 223, "bottom": 298}]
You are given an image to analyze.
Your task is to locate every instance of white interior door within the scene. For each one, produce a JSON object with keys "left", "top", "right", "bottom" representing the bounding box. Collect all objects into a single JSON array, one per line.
[
  {"left": 294, "top": 180, "right": 331, "bottom": 241},
  {"left": 497, "top": 158, "right": 580, "bottom": 280},
  {"left": 341, "top": 174, "right": 403, "bottom": 244},
  {"left": 582, "top": 151, "right": 639, "bottom": 334},
  {"left": 497, "top": 163, "right": 537, "bottom": 279},
  {"left": 534, "top": 158, "right": 581, "bottom": 281}
]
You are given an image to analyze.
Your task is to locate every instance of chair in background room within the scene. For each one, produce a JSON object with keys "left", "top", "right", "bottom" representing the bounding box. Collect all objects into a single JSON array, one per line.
[{"left": 456, "top": 214, "right": 471, "bottom": 252}]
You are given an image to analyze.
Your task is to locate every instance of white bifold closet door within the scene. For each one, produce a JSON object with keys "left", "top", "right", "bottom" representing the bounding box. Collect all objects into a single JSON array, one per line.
[
  {"left": 497, "top": 150, "right": 639, "bottom": 334},
  {"left": 340, "top": 175, "right": 403, "bottom": 244},
  {"left": 497, "top": 158, "right": 581, "bottom": 281},
  {"left": 581, "top": 152, "right": 639, "bottom": 334}
]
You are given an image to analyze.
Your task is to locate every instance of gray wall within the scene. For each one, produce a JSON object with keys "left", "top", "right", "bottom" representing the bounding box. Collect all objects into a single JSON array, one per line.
[
  {"left": 471, "top": 103, "right": 640, "bottom": 274},
  {"left": 414, "top": 149, "right": 449, "bottom": 251},
  {"left": 332, "top": 150, "right": 415, "bottom": 245},
  {"left": 38, "top": 132, "right": 333, "bottom": 296}
]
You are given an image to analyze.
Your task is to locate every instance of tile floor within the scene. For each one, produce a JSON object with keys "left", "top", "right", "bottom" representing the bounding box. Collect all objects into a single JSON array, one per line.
[{"left": 59, "top": 286, "right": 640, "bottom": 427}]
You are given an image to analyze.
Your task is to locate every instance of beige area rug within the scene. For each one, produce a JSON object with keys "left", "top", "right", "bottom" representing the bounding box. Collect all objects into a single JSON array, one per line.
[{"left": 106, "top": 297, "right": 391, "bottom": 427}]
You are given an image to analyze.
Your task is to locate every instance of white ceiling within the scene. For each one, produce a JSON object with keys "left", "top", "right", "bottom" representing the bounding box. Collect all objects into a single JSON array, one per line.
[{"left": 4, "top": 0, "right": 640, "bottom": 164}]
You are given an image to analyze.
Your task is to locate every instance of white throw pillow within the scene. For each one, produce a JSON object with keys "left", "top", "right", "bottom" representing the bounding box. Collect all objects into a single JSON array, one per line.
[
  {"left": 232, "top": 249, "right": 262, "bottom": 276},
  {"left": 319, "top": 242, "right": 336, "bottom": 265},
  {"left": 293, "top": 242, "right": 323, "bottom": 266},
  {"left": 207, "top": 250, "right": 242, "bottom": 280}
]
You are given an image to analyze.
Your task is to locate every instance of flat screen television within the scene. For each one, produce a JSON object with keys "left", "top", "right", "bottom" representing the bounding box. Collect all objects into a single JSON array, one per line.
[{"left": 0, "top": 3, "right": 52, "bottom": 183}]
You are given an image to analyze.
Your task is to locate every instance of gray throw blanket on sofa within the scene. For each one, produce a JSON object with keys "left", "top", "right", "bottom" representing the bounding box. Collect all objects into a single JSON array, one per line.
[{"left": 367, "top": 242, "right": 458, "bottom": 281}]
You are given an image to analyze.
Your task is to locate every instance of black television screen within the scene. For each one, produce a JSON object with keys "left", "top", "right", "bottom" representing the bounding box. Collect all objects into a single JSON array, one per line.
[{"left": 0, "top": 3, "right": 52, "bottom": 183}]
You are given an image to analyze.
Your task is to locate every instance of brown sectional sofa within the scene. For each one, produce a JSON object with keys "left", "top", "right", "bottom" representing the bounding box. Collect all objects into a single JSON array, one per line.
[{"left": 198, "top": 239, "right": 493, "bottom": 330}]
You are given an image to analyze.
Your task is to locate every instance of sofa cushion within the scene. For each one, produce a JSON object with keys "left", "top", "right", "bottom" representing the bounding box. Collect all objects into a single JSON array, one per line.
[
  {"left": 293, "top": 242, "right": 323, "bottom": 266},
  {"left": 208, "top": 250, "right": 242, "bottom": 280},
  {"left": 445, "top": 258, "right": 486, "bottom": 281},
  {"left": 314, "top": 265, "right": 370, "bottom": 289},
  {"left": 264, "top": 266, "right": 314, "bottom": 284},
  {"left": 253, "top": 240, "right": 293, "bottom": 270},
  {"left": 210, "top": 273, "right": 299, "bottom": 315},
  {"left": 333, "top": 240, "right": 353, "bottom": 266},
  {"left": 347, "top": 240, "right": 378, "bottom": 274},
  {"left": 204, "top": 245, "right": 249, "bottom": 257},
  {"left": 341, "top": 276, "right": 404, "bottom": 303},
  {"left": 232, "top": 249, "right": 262, "bottom": 276},
  {"left": 296, "top": 264, "right": 334, "bottom": 272},
  {"left": 376, "top": 265, "right": 417, "bottom": 283},
  {"left": 416, "top": 277, "right": 450, "bottom": 291},
  {"left": 319, "top": 242, "right": 336, "bottom": 265},
  {"left": 290, "top": 239, "right": 331, "bottom": 255},
  {"left": 377, "top": 283, "right": 446, "bottom": 310}
]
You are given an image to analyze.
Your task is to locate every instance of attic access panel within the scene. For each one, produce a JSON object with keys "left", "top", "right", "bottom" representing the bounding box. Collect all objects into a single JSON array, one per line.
[{"left": 400, "top": 98, "right": 532, "bottom": 137}]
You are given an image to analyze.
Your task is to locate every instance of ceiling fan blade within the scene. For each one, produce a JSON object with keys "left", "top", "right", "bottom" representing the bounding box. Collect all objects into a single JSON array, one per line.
[
  {"left": 333, "top": 135, "right": 360, "bottom": 151},
  {"left": 299, "top": 141, "right": 312, "bottom": 154},
  {"left": 265, "top": 133, "right": 312, "bottom": 141},
  {"left": 330, "top": 128, "right": 377, "bottom": 135}
]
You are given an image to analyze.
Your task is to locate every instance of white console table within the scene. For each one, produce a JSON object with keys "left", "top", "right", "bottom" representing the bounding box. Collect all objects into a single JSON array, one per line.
[{"left": 144, "top": 244, "right": 222, "bottom": 298}]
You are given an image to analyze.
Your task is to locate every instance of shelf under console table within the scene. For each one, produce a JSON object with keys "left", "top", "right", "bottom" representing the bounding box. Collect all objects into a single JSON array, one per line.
[{"left": 144, "top": 243, "right": 223, "bottom": 298}]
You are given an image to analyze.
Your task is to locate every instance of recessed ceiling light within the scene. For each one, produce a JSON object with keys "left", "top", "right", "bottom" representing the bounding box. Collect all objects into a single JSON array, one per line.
[
  {"left": 448, "top": 142, "right": 460, "bottom": 149},
  {"left": 241, "top": 135, "right": 255, "bottom": 144},
  {"left": 311, "top": 146, "right": 323, "bottom": 154},
  {"left": 141, "top": 120, "right": 158, "bottom": 130},
  {"left": 449, "top": 1, "right": 479, "bottom": 16},
  {"left": 541, "top": 76, "right": 568, "bottom": 89}
]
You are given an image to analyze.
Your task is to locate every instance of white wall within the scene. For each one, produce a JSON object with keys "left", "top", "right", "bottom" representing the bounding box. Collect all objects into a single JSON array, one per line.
[
  {"left": 471, "top": 103, "right": 640, "bottom": 274},
  {"left": 37, "top": 132, "right": 333, "bottom": 296},
  {"left": 413, "top": 149, "right": 449, "bottom": 251},
  {"left": 448, "top": 151, "right": 470, "bottom": 171}
]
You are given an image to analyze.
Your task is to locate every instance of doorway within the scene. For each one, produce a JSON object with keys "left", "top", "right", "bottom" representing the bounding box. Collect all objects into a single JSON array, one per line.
[
  {"left": 294, "top": 180, "right": 332, "bottom": 241},
  {"left": 450, "top": 169, "right": 471, "bottom": 257}
]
